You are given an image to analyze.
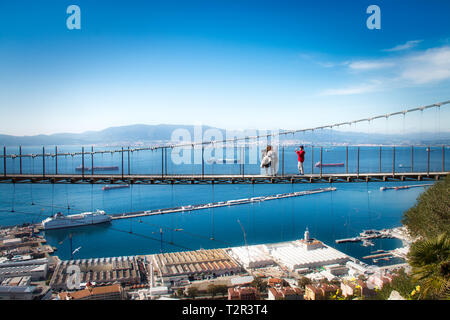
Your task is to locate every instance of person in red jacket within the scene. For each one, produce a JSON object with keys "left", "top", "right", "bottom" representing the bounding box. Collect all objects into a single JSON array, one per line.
[{"left": 295, "top": 146, "right": 305, "bottom": 175}]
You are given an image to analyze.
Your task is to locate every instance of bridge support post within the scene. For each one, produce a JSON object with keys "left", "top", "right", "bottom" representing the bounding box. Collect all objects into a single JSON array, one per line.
[
  {"left": 92, "top": 146, "right": 94, "bottom": 176},
  {"left": 42, "top": 146, "right": 45, "bottom": 178},
  {"left": 55, "top": 146, "right": 58, "bottom": 175},
  {"left": 320, "top": 147, "right": 323, "bottom": 178},
  {"left": 379, "top": 146, "right": 381, "bottom": 173},
  {"left": 357, "top": 146, "right": 359, "bottom": 178},
  {"left": 202, "top": 145, "right": 204, "bottom": 178},
  {"left": 19, "top": 146, "right": 22, "bottom": 175},
  {"left": 81, "top": 147, "right": 84, "bottom": 178},
  {"left": 122, "top": 147, "right": 125, "bottom": 179},
  {"left": 393, "top": 146, "right": 395, "bottom": 177},
  {"left": 3, "top": 146, "right": 6, "bottom": 177},
  {"left": 161, "top": 147, "right": 164, "bottom": 178},
  {"left": 128, "top": 146, "right": 131, "bottom": 176},
  {"left": 427, "top": 146, "right": 430, "bottom": 176},
  {"left": 345, "top": 146, "right": 348, "bottom": 174},
  {"left": 443, "top": 145, "right": 445, "bottom": 172},
  {"left": 311, "top": 145, "right": 314, "bottom": 174},
  {"left": 411, "top": 146, "right": 413, "bottom": 173}
]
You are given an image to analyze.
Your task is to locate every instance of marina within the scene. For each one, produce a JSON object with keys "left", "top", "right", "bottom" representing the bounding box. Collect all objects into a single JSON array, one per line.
[{"left": 335, "top": 229, "right": 396, "bottom": 244}]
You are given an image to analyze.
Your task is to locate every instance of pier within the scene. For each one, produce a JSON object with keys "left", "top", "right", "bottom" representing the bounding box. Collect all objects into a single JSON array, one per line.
[{"left": 109, "top": 187, "right": 336, "bottom": 220}]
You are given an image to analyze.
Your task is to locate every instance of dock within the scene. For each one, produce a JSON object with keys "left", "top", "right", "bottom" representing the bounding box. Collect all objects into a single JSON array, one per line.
[{"left": 110, "top": 187, "right": 336, "bottom": 220}]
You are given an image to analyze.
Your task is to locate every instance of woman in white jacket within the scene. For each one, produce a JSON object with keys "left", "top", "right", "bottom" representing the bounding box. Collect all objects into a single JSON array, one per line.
[{"left": 261, "top": 145, "right": 277, "bottom": 175}]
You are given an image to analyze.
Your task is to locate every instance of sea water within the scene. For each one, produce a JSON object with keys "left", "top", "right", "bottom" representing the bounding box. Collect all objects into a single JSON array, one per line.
[
  {"left": 0, "top": 179, "right": 432, "bottom": 266},
  {"left": 0, "top": 145, "right": 447, "bottom": 264}
]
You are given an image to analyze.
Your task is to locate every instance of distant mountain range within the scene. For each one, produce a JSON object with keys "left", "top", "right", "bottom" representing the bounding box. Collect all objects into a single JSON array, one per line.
[{"left": 0, "top": 124, "right": 449, "bottom": 147}]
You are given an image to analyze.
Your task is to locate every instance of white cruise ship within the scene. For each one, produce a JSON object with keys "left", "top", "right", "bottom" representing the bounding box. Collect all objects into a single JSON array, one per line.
[{"left": 41, "top": 210, "right": 112, "bottom": 230}]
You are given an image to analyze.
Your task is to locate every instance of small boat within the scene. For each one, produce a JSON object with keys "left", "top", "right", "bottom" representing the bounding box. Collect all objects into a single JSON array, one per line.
[
  {"left": 315, "top": 161, "right": 344, "bottom": 167},
  {"left": 362, "top": 239, "right": 375, "bottom": 247}
]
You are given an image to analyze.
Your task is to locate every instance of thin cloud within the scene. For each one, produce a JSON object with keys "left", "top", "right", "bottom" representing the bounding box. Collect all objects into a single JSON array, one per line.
[
  {"left": 321, "top": 45, "right": 450, "bottom": 95},
  {"left": 321, "top": 81, "right": 383, "bottom": 96},
  {"left": 400, "top": 45, "right": 450, "bottom": 84},
  {"left": 347, "top": 60, "right": 394, "bottom": 70},
  {"left": 298, "top": 53, "right": 341, "bottom": 68},
  {"left": 382, "top": 40, "right": 423, "bottom": 52}
]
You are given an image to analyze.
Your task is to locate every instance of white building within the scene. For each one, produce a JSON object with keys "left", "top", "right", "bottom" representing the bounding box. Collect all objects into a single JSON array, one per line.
[
  {"left": 324, "top": 264, "right": 349, "bottom": 276},
  {"left": 346, "top": 261, "right": 370, "bottom": 277},
  {"left": 229, "top": 245, "right": 274, "bottom": 268},
  {"left": 230, "top": 275, "right": 254, "bottom": 286},
  {"left": 0, "top": 285, "right": 38, "bottom": 300},
  {"left": 0, "top": 259, "right": 48, "bottom": 281},
  {"left": 267, "top": 242, "right": 349, "bottom": 271}
]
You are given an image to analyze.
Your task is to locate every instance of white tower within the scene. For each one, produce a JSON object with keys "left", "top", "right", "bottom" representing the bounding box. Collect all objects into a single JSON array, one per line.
[{"left": 304, "top": 227, "right": 310, "bottom": 242}]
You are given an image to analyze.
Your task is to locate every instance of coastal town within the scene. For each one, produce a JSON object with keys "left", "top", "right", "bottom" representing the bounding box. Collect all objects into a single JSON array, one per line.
[{"left": 0, "top": 222, "right": 413, "bottom": 300}]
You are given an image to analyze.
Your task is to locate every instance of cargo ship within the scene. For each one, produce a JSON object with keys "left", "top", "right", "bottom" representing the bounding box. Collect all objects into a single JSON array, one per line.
[
  {"left": 206, "top": 158, "right": 240, "bottom": 164},
  {"left": 75, "top": 166, "right": 119, "bottom": 172},
  {"left": 41, "top": 210, "right": 111, "bottom": 230},
  {"left": 315, "top": 161, "right": 344, "bottom": 167},
  {"left": 102, "top": 184, "right": 130, "bottom": 191}
]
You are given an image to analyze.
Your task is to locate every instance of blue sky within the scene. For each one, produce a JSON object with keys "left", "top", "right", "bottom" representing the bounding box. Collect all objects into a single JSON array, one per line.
[{"left": 0, "top": 0, "right": 449, "bottom": 135}]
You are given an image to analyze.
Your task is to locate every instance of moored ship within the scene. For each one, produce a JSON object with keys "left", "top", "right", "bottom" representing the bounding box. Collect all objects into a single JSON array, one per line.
[
  {"left": 41, "top": 210, "right": 111, "bottom": 230},
  {"left": 75, "top": 166, "right": 119, "bottom": 171},
  {"left": 102, "top": 184, "right": 129, "bottom": 191},
  {"left": 314, "top": 161, "right": 344, "bottom": 167}
]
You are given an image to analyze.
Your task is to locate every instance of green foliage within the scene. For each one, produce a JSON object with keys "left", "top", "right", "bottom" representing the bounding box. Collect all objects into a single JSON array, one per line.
[
  {"left": 250, "top": 277, "right": 268, "bottom": 293},
  {"left": 205, "top": 284, "right": 228, "bottom": 297},
  {"left": 297, "top": 276, "right": 312, "bottom": 288},
  {"left": 407, "top": 233, "right": 450, "bottom": 299},
  {"left": 401, "top": 175, "right": 450, "bottom": 239},
  {"left": 215, "top": 284, "right": 228, "bottom": 296},
  {"left": 373, "top": 269, "right": 418, "bottom": 300},
  {"left": 399, "top": 176, "right": 450, "bottom": 300},
  {"left": 187, "top": 286, "right": 199, "bottom": 299},
  {"left": 176, "top": 288, "right": 185, "bottom": 297}
]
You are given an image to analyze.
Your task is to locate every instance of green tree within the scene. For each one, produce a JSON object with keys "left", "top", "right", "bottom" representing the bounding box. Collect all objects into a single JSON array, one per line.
[
  {"left": 215, "top": 285, "right": 228, "bottom": 297},
  {"left": 251, "top": 277, "right": 268, "bottom": 293},
  {"left": 399, "top": 175, "right": 450, "bottom": 300},
  {"left": 401, "top": 175, "right": 450, "bottom": 239},
  {"left": 176, "top": 288, "right": 185, "bottom": 297},
  {"left": 187, "top": 287, "right": 199, "bottom": 299},
  {"left": 373, "top": 268, "right": 417, "bottom": 300},
  {"left": 297, "top": 276, "right": 312, "bottom": 289},
  {"left": 407, "top": 233, "right": 450, "bottom": 299},
  {"left": 207, "top": 284, "right": 218, "bottom": 297}
]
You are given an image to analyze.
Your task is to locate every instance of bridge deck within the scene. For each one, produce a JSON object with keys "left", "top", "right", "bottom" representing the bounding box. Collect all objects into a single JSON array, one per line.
[{"left": 0, "top": 172, "right": 447, "bottom": 184}]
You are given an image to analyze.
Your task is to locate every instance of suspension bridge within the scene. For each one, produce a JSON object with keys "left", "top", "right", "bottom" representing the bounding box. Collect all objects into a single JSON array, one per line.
[{"left": 1, "top": 101, "right": 449, "bottom": 185}]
